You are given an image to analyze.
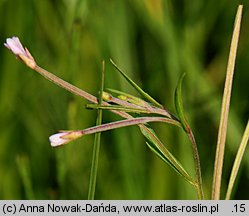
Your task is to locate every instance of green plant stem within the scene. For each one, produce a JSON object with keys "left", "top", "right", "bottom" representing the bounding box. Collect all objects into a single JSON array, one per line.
[
  {"left": 88, "top": 61, "right": 105, "bottom": 200},
  {"left": 175, "top": 73, "right": 204, "bottom": 199},
  {"left": 87, "top": 111, "right": 102, "bottom": 199},
  {"left": 187, "top": 129, "right": 204, "bottom": 199},
  {"left": 225, "top": 119, "right": 249, "bottom": 200},
  {"left": 212, "top": 5, "right": 242, "bottom": 200}
]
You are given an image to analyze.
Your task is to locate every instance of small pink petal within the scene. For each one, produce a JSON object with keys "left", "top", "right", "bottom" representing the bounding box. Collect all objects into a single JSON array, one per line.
[
  {"left": 4, "top": 36, "right": 36, "bottom": 69},
  {"left": 49, "top": 131, "right": 83, "bottom": 147},
  {"left": 49, "top": 132, "right": 69, "bottom": 147},
  {"left": 4, "top": 37, "right": 26, "bottom": 56}
]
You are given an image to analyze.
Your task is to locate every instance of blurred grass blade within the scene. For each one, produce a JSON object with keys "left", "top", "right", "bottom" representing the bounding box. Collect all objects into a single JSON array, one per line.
[
  {"left": 16, "top": 155, "right": 35, "bottom": 199},
  {"left": 110, "top": 59, "right": 163, "bottom": 108},
  {"left": 212, "top": 5, "right": 243, "bottom": 200},
  {"left": 226, "top": 119, "right": 249, "bottom": 200},
  {"left": 174, "top": 73, "right": 189, "bottom": 132},
  {"left": 139, "top": 125, "right": 195, "bottom": 185},
  {"left": 88, "top": 61, "right": 105, "bottom": 200}
]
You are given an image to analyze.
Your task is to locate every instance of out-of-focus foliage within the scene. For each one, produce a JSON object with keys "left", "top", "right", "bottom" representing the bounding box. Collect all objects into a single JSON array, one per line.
[{"left": 0, "top": 0, "right": 248, "bottom": 199}]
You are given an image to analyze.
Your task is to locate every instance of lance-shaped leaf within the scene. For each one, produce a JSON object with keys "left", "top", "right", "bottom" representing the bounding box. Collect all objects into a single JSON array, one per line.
[
  {"left": 175, "top": 73, "right": 190, "bottom": 132},
  {"left": 110, "top": 59, "right": 163, "bottom": 108},
  {"left": 139, "top": 125, "right": 195, "bottom": 185}
]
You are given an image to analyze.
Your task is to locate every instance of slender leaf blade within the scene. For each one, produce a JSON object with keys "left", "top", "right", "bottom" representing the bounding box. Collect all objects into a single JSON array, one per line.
[
  {"left": 88, "top": 60, "right": 105, "bottom": 200},
  {"left": 212, "top": 5, "right": 243, "bottom": 200},
  {"left": 174, "top": 73, "right": 189, "bottom": 132},
  {"left": 139, "top": 125, "right": 195, "bottom": 185},
  {"left": 226, "top": 119, "right": 249, "bottom": 200},
  {"left": 110, "top": 59, "right": 163, "bottom": 108}
]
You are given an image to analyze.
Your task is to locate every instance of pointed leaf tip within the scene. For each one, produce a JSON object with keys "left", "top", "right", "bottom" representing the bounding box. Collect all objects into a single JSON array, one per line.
[
  {"left": 175, "top": 73, "right": 189, "bottom": 132},
  {"left": 110, "top": 59, "right": 163, "bottom": 108}
]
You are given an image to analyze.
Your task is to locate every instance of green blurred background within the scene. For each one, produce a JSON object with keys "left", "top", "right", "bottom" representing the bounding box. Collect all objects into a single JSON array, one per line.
[{"left": 0, "top": 0, "right": 248, "bottom": 199}]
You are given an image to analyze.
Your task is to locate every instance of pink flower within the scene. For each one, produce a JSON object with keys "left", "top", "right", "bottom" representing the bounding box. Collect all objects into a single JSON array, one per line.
[
  {"left": 49, "top": 131, "right": 82, "bottom": 147},
  {"left": 4, "top": 37, "right": 26, "bottom": 55},
  {"left": 4, "top": 36, "right": 36, "bottom": 69}
]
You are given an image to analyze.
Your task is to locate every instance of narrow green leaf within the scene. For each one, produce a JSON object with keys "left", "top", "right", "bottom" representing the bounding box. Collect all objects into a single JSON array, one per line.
[
  {"left": 139, "top": 125, "right": 195, "bottom": 185},
  {"left": 110, "top": 59, "right": 163, "bottom": 108},
  {"left": 174, "top": 73, "right": 189, "bottom": 132},
  {"left": 226, "top": 119, "right": 249, "bottom": 200},
  {"left": 212, "top": 5, "right": 243, "bottom": 200},
  {"left": 88, "top": 61, "right": 105, "bottom": 200}
]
